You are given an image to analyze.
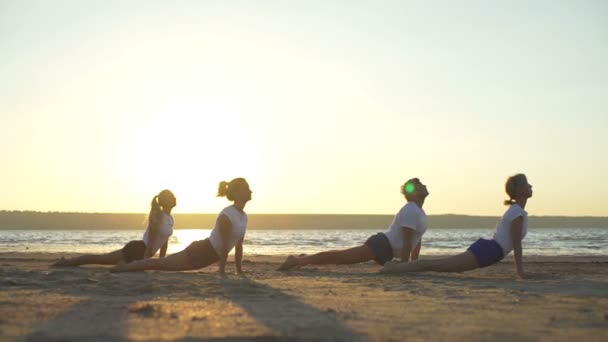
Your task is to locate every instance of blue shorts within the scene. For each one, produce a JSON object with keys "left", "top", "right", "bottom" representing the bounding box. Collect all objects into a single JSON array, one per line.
[
  {"left": 467, "top": 238, "right": 504, "bottom": 268},
  {"left": 364, "top": 233, "right": 393, "bottom": 265}
]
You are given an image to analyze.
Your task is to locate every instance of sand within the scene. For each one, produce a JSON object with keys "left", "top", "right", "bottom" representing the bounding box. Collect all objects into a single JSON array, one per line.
[{"left": 1, "top": 252, "right": 607, "bottom": 341}]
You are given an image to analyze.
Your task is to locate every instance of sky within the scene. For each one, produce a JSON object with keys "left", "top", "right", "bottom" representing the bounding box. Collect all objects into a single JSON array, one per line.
[{"left": 1, "top": 0, "right": 607, "bottom": 216}]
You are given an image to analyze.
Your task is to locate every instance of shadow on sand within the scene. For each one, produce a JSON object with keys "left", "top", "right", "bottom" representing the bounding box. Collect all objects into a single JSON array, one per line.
[{"left": 0, "top": 263, "right": 367, "bottom": 341}]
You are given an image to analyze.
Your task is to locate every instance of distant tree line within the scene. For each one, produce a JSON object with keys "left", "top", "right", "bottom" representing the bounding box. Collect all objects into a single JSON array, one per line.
[{"left": 0, "top": 211, "right": 607, "bottom": 230}]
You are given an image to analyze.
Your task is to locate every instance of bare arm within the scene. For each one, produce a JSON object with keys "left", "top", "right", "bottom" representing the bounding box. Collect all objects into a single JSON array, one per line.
[
  {"left": 159, "top": 241, "right": 168, "bottom": 258},
  {"left": 511, "top": 216, "right": 525, "bottom": 278},
  {"left": 400, "top": 228, "right": 416, "bottom": 262},
  {"left": 235, "top": 237, "right": 244, "bottom": 274},
  {"left": 217, "top": 214, "right": 233, "bottom": 275},
  {"left": 410, "top": 239, "right": 421, "bottom": 261},
  {"left": 144, "top": 220, "right": 159, "bottom": 258}
]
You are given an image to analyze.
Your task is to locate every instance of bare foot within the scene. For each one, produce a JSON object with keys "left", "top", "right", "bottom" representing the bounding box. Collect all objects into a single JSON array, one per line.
[
  {"left": 277, "top": 255, "right": 300, "bottom": 271},
  {"left": 51, "top": 257, "right": 76, "bottom": 267},
  {"left": 110, "top": 261, "right": 127, "bottom": 273}
]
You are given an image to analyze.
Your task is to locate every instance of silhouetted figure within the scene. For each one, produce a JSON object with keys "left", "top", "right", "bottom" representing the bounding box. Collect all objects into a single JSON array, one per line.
[
  {"left": 111, "top": 178, "right": 251, "bottom": 274},
  {"left": 52, "top": 190, "right": 176, "bottom": 266}
]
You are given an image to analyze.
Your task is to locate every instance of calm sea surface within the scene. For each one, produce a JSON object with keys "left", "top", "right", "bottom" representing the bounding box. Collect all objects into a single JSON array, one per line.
[{"left": 1, "top": 228, "right": 606, "bottom": 256}]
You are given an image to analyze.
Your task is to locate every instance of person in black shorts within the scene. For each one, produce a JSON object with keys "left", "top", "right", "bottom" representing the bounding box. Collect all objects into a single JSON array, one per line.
[
  {"left": 52, "top": 190, "right": 176, "bottom": 266},
  {"left": 111, "top": 179, "right": 251, "bottom": 274},
  {"left": 278, "top": 178, "right": 429, "bottom": 271}
]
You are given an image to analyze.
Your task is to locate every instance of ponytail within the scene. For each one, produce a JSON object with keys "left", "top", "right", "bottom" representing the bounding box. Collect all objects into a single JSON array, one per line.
[
  {"left": 217, "top": 181, "right": 229, "bottom": 198},
  {"left": 148, "top": 195, "right": 162, "bottom": 223},
  {"left": 217, "top": 178, "right": 247, "bottom": 201}
]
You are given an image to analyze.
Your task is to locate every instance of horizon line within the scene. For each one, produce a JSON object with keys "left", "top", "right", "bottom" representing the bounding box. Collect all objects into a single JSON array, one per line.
[{"left": 2, "top": 210, "right": 608, "bottom": 218}]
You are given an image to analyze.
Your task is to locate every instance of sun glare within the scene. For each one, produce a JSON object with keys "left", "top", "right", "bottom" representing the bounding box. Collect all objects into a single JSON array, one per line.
[
  {"left": 126, "top": 97, "right": 259, "bottom": 212},
  {"left": 168, "top": 229, "right": 212, "bottom": 254}
]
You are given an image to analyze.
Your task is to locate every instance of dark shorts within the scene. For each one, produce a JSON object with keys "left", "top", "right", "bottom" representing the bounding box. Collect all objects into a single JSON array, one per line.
[
  {"left": 467, "top": 238, "right": 504, "bottom": 268},
  {"left": 364, "top": 233, "right": 393, "bottom": 265},
  {"left": 185, "top": 238, "right": 220, "bottom": 269},
  {"left": 122, "top": 240, "right": 146, "bottom": 263}
]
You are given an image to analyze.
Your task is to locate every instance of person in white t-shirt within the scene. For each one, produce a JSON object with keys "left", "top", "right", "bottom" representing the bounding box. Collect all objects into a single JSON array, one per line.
[
  {"left": 382, "top": 174, "right": 533, "bottom": 279},
  {"left": 52, "top": 190, "right": 177, "bottom": 266},
  {"left": 277, "top": 178, "right": 429, "bottom": 271},
  {"left": 111, "top": 178, "right": 251, "bottom": 274}
]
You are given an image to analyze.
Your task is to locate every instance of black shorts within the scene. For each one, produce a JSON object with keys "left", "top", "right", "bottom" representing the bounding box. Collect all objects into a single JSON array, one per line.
[
  {"left": 364, "top": 233, "right": 394, "bottom": 265},
  {"left": 122, "top": 240, "right": 146, "bottom": 263},
  {"left": 185, "top": 239, "right": 220, "bottom": 269}
]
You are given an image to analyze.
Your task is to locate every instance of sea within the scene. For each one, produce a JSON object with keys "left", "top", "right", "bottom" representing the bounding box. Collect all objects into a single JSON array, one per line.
[{"left": 1, "top": 228, "right": 606, "bottom": 256}]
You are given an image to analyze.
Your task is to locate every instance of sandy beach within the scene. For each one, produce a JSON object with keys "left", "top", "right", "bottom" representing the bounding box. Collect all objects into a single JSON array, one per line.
[{"left": 1, "top": 253, "right": 607, "bottom": 341}]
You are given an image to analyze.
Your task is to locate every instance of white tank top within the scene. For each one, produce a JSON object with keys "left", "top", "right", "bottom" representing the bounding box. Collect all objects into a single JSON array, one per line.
[
  {"left": 142, "top": 212, "right": 174, "bottom": 256},
  {"left": 492, "top": 204, "right": 528, "bottom": 255},
  {"left": 383, "top": 202, "right": 428, "bottom": 257},
  {"left": 208, "top": 205, "right": 248, "bottom": 255}
]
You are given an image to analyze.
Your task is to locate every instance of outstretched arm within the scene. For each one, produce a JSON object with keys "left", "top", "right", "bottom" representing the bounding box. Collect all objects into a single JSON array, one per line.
[
  {"left": 144, "top": 220, "right": 159, "bottom": 258},
  {"left": 511, "top": 216, "right": 525, "bottom": 278},
  {"left": 217, "top": 214, "right": 233, "bottom": 275},
  {"left": 159, "top": 241, "right": 168, "bottom": 258},
  {"left": 411, "top": 239, "right": 421, "bottom": 261},
  {"left": 235, "top": 238, "right": 244, "bottom": 274},
  {"left": 400, "top": 228, "right": 416, "bottom": 262}
]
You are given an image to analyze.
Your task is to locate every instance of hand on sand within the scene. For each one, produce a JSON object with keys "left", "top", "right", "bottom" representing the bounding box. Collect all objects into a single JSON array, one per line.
[
  {"left": 277, "top": 255, "right": 299, "bottom": 271},
  {"left": 516, "top": 272, "right": 540, "bottom": 280},
  {"left": 380, "top": 261, "right": 401, "bottom": 274}
]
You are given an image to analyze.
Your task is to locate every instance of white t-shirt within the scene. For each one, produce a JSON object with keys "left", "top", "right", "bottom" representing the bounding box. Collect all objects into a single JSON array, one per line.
[
  {"left": 209, "top": 205, "right": 248, "bottom": 255},
  {"left": 142, "top": 212, "right": 174, "bottom": 256},
  {"left": 492, "top": 204, "right": 528, "bottom": 255},
  {"left": 383, "top": 202, "right": 428, "bottom": 257}
]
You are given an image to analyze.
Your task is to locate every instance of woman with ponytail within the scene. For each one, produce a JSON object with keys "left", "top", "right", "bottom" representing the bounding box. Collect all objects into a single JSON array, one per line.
[
  {"left": 52, "top": 190, "right": 177, "bottom": 266},
  {"left": 382, "top": 174, "right": 533, "bottom": 279},
  {"left": 143, "top": 191, "right": 176, "bottom": 259},
  {"left": 111, "top": 178, "right": 251, "bottom": 274}
]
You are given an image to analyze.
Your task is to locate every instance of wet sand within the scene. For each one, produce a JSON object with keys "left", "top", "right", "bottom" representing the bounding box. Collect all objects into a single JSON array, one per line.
[{"left": 1, "top": 252, "right": 607, "bottom": 341}]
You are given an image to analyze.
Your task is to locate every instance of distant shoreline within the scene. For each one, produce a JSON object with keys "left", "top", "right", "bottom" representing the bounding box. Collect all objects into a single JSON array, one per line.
[{"left": 1, "top": 211, "right": 608, "bottom": 230}]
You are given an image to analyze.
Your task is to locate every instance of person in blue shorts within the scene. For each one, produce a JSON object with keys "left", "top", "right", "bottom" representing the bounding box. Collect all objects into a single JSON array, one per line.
[{"left": 382, "top": 174, "right": 533, "bottom": 279}]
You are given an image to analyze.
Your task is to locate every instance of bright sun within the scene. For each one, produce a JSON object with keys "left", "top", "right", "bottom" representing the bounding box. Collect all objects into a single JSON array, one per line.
[{"left": 126, "top": 97, "right": 258, "bottom": 213}]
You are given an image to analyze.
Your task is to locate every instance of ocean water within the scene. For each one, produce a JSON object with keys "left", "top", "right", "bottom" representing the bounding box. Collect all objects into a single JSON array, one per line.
[{"left": 0, "top": 228, "right": 606, "bottom": 256}]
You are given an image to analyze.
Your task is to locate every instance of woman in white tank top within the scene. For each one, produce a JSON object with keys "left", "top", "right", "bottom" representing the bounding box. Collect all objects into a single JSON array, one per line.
[
  {"left": 52, "top": 190, "right": 177, "bottom": 266},
  {"left": 111, "top": 178, "right": 252, "bottom": 274},
  {"left": 278, "top": 178, "right": 430, "bottom": 271},
  {"left": 382, "top": 174, "right": 533, "bottom": 279}
]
